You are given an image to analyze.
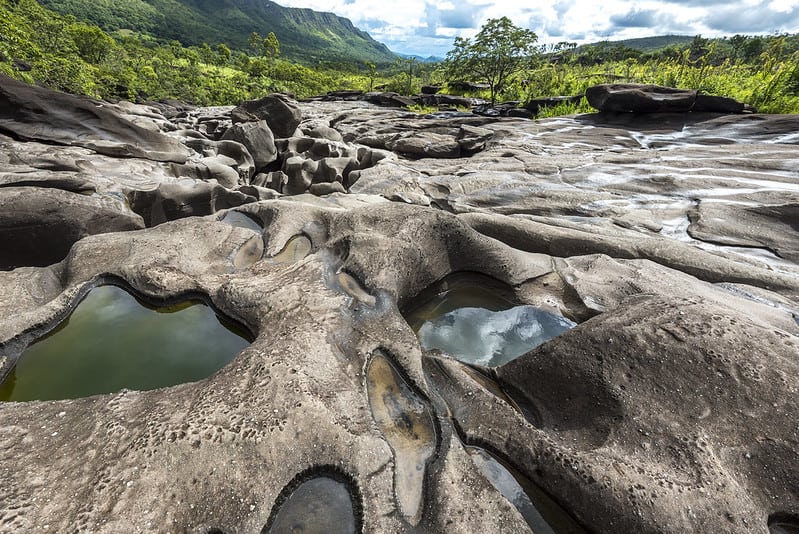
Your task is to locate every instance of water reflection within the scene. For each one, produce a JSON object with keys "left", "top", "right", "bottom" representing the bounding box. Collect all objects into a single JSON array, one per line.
[
  {"left": 404, "top": 273, "right": 575, "bottom": 367},
  {"left": 0, "top": 285, "right": 251, "bottom": 401},
  {"left": 467, "top": 446, "right": 586, "bottom": 534}
]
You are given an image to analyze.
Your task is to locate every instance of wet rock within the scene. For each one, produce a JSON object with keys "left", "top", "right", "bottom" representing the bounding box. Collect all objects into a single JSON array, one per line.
[
  {"left": 689, "top": 202, "right": 799, "bottom": 262},
  {"left": 265, "top": 475, "right": 358, "bottom": 534},
  {"left": 366, "top": 352, "right": 436, "bottom": 525}
]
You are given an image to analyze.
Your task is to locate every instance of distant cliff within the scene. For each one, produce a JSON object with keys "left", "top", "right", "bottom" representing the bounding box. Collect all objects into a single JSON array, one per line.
[{"left": 38, "top": 0, "right": 398, "bottom": 64}]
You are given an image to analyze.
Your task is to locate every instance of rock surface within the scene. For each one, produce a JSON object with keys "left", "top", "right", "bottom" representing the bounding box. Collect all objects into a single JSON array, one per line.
[
  {"left": 586, "top": 83, "right": 749, "bottom": 113},
  {"left": 0, "top": 74, "right": 190, "bottom": 162},
  {"left": 0, "top": 82, "right": 797, "bottom": 534}
]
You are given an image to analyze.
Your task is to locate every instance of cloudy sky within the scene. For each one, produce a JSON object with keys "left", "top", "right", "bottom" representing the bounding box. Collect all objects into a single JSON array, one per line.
[{"left": 277, "top": 0, "right": 799, "bottom": 56}]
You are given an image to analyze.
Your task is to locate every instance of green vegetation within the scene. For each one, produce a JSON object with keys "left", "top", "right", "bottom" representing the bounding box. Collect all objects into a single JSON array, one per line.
[
  {"left": 3, "top": 0, "right": 799, "bottom": 115},
  {"left": 36, "top": 0, "right": 396, "bottom": 64},
  {"left": 0, "top": 0, "right": 398, "bottom": 103},
  {"left": 442, "top": 25, "right": 799, "bottom": 114},
  {"left": 444, "top": 17, "right": 539, "bottom": 104}
]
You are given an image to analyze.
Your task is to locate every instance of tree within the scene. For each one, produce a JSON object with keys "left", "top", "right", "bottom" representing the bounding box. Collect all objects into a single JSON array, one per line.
[
  {"left": 68, "top": 23, "right": 115, "bottom": 63},
  {"left": 263, "top": 31, "right": 279, "bottom": 59},
  {"left": 248, "top": 31, "right": 279, "bottom": 59},
  {"left": 216, "top": 43, "right": 231, "bottom": 65},
  {"left": 444, "top": 17, "right": 539, "bottom": 104}
]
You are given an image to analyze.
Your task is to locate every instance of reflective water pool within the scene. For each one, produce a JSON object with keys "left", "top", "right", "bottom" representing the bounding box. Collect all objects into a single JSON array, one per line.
[
  {"left": 404, "top": 273, "right": 575, "bottom": 367},
  {"left": 0, "top": 284, "right": 251, "bottom": 401}
]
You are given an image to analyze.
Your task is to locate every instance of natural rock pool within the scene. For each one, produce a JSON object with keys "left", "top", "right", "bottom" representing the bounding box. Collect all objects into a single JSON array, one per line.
[
  {"left": 467, "top": 446, "right": 586, "bottom": 534},
  {"left": 265, "top": 476, "right": 357, "bottom": 534},
  {"left": 404, "top": 274, "right": 576, "bottom": 367},
  {"left": 0, "top": 284, "right": 251, "bottom": 401}
]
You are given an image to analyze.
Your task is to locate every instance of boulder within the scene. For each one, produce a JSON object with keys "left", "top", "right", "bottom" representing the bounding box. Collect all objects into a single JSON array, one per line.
[
  {"left": 585, "top": 84, "right": 749, "bottom": 114},
  {"left": 231, "top": 93, "right": 302, "bottom": 138},
  {"left": 325, "top": 90, "right": 364, "bottom": 100},
  {"left": 304, "top": 124, "right": 344, "bottom": 143},
  {"left": 221, "top": 120, "right": 278, "bottom": 171},
  {"left": 586, "top": 84, "right": 698, "bottom": 112},
  {"left": 364, "top": 92, "right": 417, "bottom": 108},
  {"left": 693, "top": 93, "right": 747, "bottom": 113}
]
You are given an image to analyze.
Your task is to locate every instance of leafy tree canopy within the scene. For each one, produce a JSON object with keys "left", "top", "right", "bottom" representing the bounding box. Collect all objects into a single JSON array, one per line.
[{"left": 444, "top": 16, "right": 540, "bottom": 103}]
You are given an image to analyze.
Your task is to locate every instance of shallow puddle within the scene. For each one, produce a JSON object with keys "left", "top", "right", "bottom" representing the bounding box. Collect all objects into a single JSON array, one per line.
[
  {"left": 220, "top": 210, "right": 264, "bottom": 233},
  {"left": 265, "top": 477, "right": 356, "bottom": 534},
  {"left": 270, "top": 235, "right": 312, "bottom": 263},
  {"left": 418, "top": 305, "right": 575, "bottom": 367},
  {"left": 0, "top": 285, "right": 251, "bottom": 401},
  {"left": 467, "top": 446, "right": 586, "bottom": 534},
  {"left": 366, "top": 352, "right": 436, "bottom": 525},
  {"left": 403, "top": 273, "right": 517, "bottom": 332},
  {"left": 404, "top": 274, "right": 575, "bottom": 367}
]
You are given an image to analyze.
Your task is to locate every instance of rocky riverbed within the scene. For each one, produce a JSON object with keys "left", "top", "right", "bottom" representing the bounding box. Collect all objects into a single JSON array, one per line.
[{"left": 0, "top": 75, "right": 797, "bottom": 533}]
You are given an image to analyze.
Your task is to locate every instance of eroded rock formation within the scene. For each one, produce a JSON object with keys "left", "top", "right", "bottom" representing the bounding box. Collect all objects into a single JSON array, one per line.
[{"left": 0, "top": 78, "right": 797, "bottom": 533}]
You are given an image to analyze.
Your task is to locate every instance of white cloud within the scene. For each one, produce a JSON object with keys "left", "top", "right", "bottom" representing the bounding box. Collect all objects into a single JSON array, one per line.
[{"left": 276, "top": 0, "right": 799, "bottom": 56}]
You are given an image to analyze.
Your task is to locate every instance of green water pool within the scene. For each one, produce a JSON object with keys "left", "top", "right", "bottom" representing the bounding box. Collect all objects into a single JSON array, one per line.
[{"left": 0, "top": 284, "right": 251, "bottom": 402}]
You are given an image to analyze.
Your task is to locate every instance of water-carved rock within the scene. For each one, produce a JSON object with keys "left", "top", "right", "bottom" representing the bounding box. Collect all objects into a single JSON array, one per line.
[{"left": 366, "top": 351, "right": 437, "bottom": 525}]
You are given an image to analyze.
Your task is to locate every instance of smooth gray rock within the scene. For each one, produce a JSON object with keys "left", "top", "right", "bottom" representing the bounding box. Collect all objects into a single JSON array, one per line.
[
  {"left": 231, "top": 94, "right": 302, "bottom": 138},
  {"left": 126, "top": 182, "right": 256, "bottom": 226},
  {"left": 0, "top": 95, "right": 797, "bottom": 534},
  {"left": 0, "top": 187, "right": 143, "bottom": 269},
  {"left": 0, "top": 74, "right": 190, "bottom": 162},
  {"left": 221, "top": 120, "right": 277, "bottom": 171},
  {"left": 585, "top": 83, "right": 748, "bottom": 113}
]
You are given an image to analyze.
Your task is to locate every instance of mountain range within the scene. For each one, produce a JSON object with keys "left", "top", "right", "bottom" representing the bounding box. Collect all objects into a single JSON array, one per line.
[{"left": 37, "top": 0, "right": 398, "bottom": 64}]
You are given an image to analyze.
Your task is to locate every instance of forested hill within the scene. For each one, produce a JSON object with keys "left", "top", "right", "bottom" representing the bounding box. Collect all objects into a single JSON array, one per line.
[
  {"left": 607, "top": 35, "right": 696, "bottom": 52},
  {"left": 37, "top": 0, "right": 397, "bottom": 64}
]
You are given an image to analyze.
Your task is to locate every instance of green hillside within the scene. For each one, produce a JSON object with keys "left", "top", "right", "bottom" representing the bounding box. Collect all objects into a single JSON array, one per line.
[
  {"left": 37, "top": 0, "right": 397, "bottom": 64},
  {"left": 610, "top": 35, "right": 696, "bottom": 52}
]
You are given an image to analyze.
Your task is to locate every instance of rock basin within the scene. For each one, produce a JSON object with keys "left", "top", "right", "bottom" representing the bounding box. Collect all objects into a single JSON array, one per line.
[
  {"left": 404, "top": 273, "right": 576, "bottom": 366},
  {"left": 0, "top": 80, "right": 797, "bottom": 534},
  {"left": 0, "top": 284, "right": 251, "bottom": 401}
]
